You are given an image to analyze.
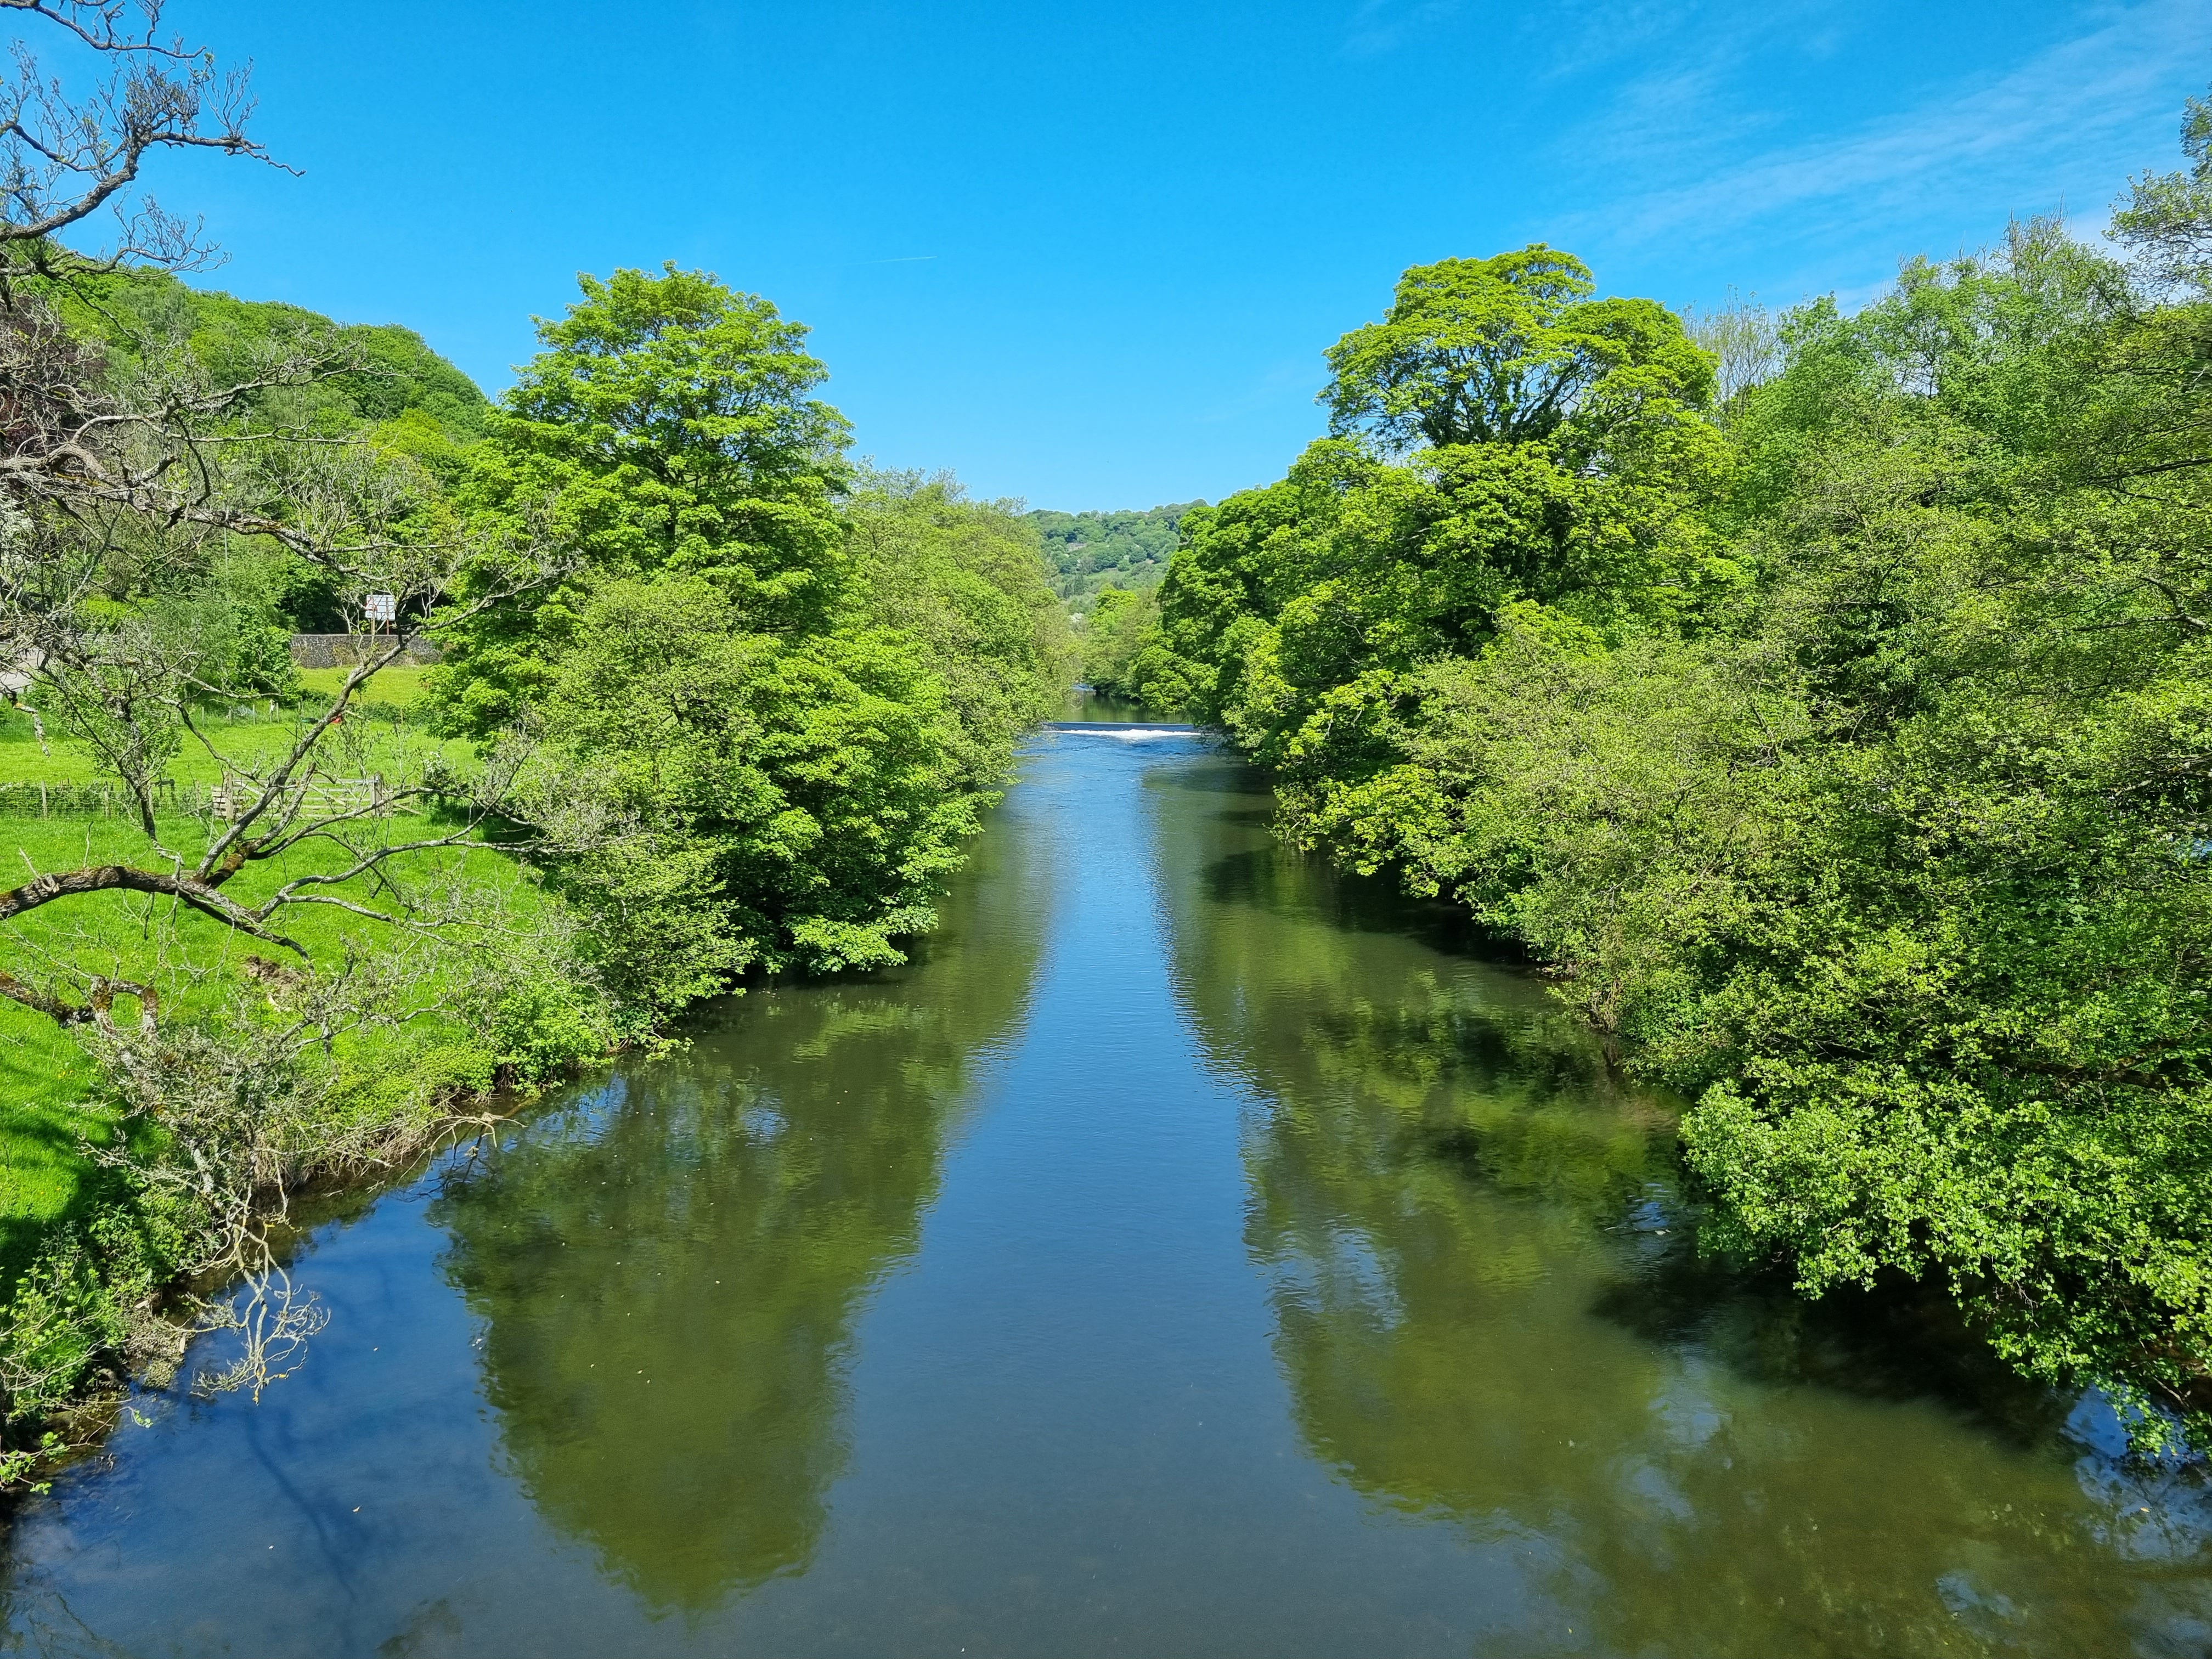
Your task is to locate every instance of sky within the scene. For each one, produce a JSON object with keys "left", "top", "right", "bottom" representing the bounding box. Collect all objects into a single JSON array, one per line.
[{"left": 94, "top": 0, "right": 2212, "bottom": 510}]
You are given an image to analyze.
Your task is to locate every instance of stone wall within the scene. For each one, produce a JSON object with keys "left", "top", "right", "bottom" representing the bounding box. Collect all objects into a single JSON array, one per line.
[{"left": 288, "top": 634, "right": 444, "bottom": 668}]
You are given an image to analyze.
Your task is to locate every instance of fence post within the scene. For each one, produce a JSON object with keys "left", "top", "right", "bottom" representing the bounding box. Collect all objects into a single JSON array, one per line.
[{"left": 38, "top": 781, "right": 46, "bottom": 819}]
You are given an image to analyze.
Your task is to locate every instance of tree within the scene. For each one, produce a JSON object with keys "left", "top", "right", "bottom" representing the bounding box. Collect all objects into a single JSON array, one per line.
[
  {"left": 0, "top": 5, "right": 561, "bottom": 1034},
  {"left": 1684, "top": 290, "right": 1782, "bottom": 413},
  {"left": 1319, "top": 245, "right": 1714, "bottom": 451},
  {"left": 495, "top": 264, "right": 847, "bottom": 614},
  {"left": 1078, "top": 584, "right": 1156, "bottom": 697},
  {"left": 1137, "top": 249, "right": 1732, "bottom": 837},
  {"left": 841, "top": 469, "right": 1069, "bottom": 782},
  {"left": 435, "top": 266, "right": 852, "bottom": 738},
  {"left": 0, "top": 0, "right": 270, "bottom": 285},
  {"left": 435, "top": 283, "right": 1065, "bottom": 1007},
  {"left": 2112, "top": 86, "right": 2212, "bottom": 294}
]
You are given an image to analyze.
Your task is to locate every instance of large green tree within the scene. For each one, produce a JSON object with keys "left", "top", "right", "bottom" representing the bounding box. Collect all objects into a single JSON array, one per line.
[
  {"left": 1319, "top": 245, "right": 1713, "bottom": 450},
  {"left": 436, "top": 264, "right": 853, "bottom": 738},
  {"left": 433, "top": 272, "right": 1062, "bottom": 1015},
  {"left": 1132, "top": 247, "right": 1731, "bottom": 848}
]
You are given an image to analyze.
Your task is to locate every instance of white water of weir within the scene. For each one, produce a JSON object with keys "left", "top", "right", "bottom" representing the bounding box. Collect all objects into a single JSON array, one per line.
[{"left": 1040, "top": 722, "right": 1204, "bottom": 741}]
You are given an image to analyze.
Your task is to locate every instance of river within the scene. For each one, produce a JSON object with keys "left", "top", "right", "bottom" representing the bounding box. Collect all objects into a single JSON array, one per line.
[{"left": 4, "top": 723, "right": 2210, "bottom": 1656}]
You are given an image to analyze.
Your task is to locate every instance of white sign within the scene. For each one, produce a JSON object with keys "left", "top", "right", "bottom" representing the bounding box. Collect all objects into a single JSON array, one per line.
[{"left": 365, "top": 592, "right": 398, "bottom": 624}]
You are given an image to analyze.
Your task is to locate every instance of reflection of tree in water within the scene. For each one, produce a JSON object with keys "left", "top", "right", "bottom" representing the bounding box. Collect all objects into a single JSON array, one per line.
[
  {"left": 1148, "top": 759, "right": 2212, "bottom": 1658},
  {"left": 429, "top": 821, "right": 1048, "bottom": 1616}
]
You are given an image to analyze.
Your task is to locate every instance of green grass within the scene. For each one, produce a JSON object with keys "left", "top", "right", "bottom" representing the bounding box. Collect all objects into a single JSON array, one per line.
[
  {"left": 0, "top": 694, "right": 555, "bottom": 1293},
  {"left": 294, "top": 664, "right": 432, "bottom": 709},
  {"left": 0, "top": 690, "right": 468, "bottom": 788},
  {"left": 0, "top": 1031, "right": 102, "bottom": 1288}
]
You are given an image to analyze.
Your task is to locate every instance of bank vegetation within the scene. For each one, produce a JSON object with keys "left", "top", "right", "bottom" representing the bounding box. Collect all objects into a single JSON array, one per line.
[
  {"left": 0, "top": 2, "right": 1065, "bottom": 1488},
  {"left": 1111, "top": 100, "right": 2212, "bottom": 1434}
]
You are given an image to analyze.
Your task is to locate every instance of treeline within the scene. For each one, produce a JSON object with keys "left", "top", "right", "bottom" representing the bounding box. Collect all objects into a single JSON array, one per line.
[
  {"left": 0, "top": 260, "right": 1065, "bottom": 1477},
  {"left": 1115, "top": 104, "right": 2212, "bottom": 1424},
  {"left": 25, "top": 262, "right": 1068, "bottom": 1035}
]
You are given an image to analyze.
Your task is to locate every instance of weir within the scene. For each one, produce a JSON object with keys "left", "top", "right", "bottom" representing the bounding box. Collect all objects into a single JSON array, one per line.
[{"left": 1041, "top": 719, "right": 1204, "bottom": 735}]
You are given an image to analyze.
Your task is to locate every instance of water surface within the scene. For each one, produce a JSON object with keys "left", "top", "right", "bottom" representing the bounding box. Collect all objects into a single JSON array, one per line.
[{"left": 3, "top": 732, "right": 2209, "bottom": 1656}]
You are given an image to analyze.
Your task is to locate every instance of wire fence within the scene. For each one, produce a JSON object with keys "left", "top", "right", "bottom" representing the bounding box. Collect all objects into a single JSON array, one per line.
[{"left": 0, "top": 775, "right": 453, "bottom": 821}]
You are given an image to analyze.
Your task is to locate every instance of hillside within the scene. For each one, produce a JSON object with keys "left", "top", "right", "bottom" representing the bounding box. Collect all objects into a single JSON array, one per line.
[{"left": 1027, "top": 502, "right": 1201, "bottom": 601}]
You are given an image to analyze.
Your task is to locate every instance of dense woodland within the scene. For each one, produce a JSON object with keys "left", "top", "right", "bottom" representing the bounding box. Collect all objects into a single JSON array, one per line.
[
  {"left": 1029, "top": 503, "right": 1198, "bottom": 602},
  {"left": 1106, "top": 102, "right": 2212, "bottom": 1429}
]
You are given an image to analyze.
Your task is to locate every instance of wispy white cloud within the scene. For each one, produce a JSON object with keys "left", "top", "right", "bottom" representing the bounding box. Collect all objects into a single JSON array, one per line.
[
  {"left": 1344, "top": 0, "right": 1459, "bottom": 58},
  {"left": 1533, "top": 2, "right": 1718, "bottom": 80},
  {"left": 1195, "top": 357, "right": 1325, "bottom": 425},
  {"left": 1577, "top": 0, "right": 2211, "bottom": 247},
  {"left": 1536, "top": 0, "right": 1878, "bottom": 179}
]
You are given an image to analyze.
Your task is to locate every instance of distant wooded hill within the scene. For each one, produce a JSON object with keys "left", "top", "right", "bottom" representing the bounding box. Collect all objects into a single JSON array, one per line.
[
  {"left": 59, "top": 265, "right": 492, "bottom": 444},
  {"left": 48, "top": 268, "right": 495, "bottom": 637},
  {"left": 1026, "top": 503, "right": 1202, "bottom": 601}
]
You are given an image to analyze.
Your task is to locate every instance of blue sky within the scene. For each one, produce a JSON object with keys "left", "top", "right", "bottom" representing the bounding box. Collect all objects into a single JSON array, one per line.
[{"left": 126, "top": 1, "right": 2212, "bottom": 509}]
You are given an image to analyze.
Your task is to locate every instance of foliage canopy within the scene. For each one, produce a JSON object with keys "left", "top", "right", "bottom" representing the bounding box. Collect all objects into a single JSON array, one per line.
[
  {"left": 1116, "top": 103, "right": 2212, "bottom": 1429},
  {"left": 434, "top": 267, "right": 1064, "bottom": 1014},
  {"left": 1320, "top": 245, "right": 1715, "bottom": 451}
]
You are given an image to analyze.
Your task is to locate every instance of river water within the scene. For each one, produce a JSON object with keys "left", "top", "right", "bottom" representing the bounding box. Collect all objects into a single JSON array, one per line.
[{"left": 5, "top": 726, "right": 2212, "bottom": 1656}]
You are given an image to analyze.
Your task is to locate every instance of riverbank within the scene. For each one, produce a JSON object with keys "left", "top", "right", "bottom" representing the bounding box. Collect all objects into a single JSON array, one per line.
[{"left": 0, "top": 676, "right": 614, "bottom": 1489}]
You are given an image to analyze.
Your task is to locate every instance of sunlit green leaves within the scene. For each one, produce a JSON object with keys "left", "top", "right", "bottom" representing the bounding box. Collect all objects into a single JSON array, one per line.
[{"left": 1320, "top": 245, "right": 1715, "bottom": 452}]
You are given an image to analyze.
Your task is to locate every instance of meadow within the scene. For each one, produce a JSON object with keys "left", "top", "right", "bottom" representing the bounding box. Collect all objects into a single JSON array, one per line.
[{"left": 0, "top": 664, "right": 546, "bottom": 1294}]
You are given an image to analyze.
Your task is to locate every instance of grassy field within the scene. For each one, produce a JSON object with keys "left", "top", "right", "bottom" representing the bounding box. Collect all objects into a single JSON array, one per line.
[
  {"left": 0, "top": 666, "right": 455, "bottom": 791},
  {"left": 294, "top": 664, "right": 432, "bottom": 709},
  {"left": 0, "top": 680, "right": 554, "bottom": 1293}
]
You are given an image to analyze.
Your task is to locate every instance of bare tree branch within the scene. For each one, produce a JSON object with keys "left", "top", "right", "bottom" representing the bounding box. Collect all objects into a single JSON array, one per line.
[
  {"left": 0, "top": 857, "right": 302, "bottom": 942},
  {"left": 0, "top": 2, "right": 200, "bottom": 62},
  {"left": 0, "top": 0, "right": 281, "bottom": 281},
  {"left": 0, "top": 960, "right": 151, "bottom": 1026}
]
